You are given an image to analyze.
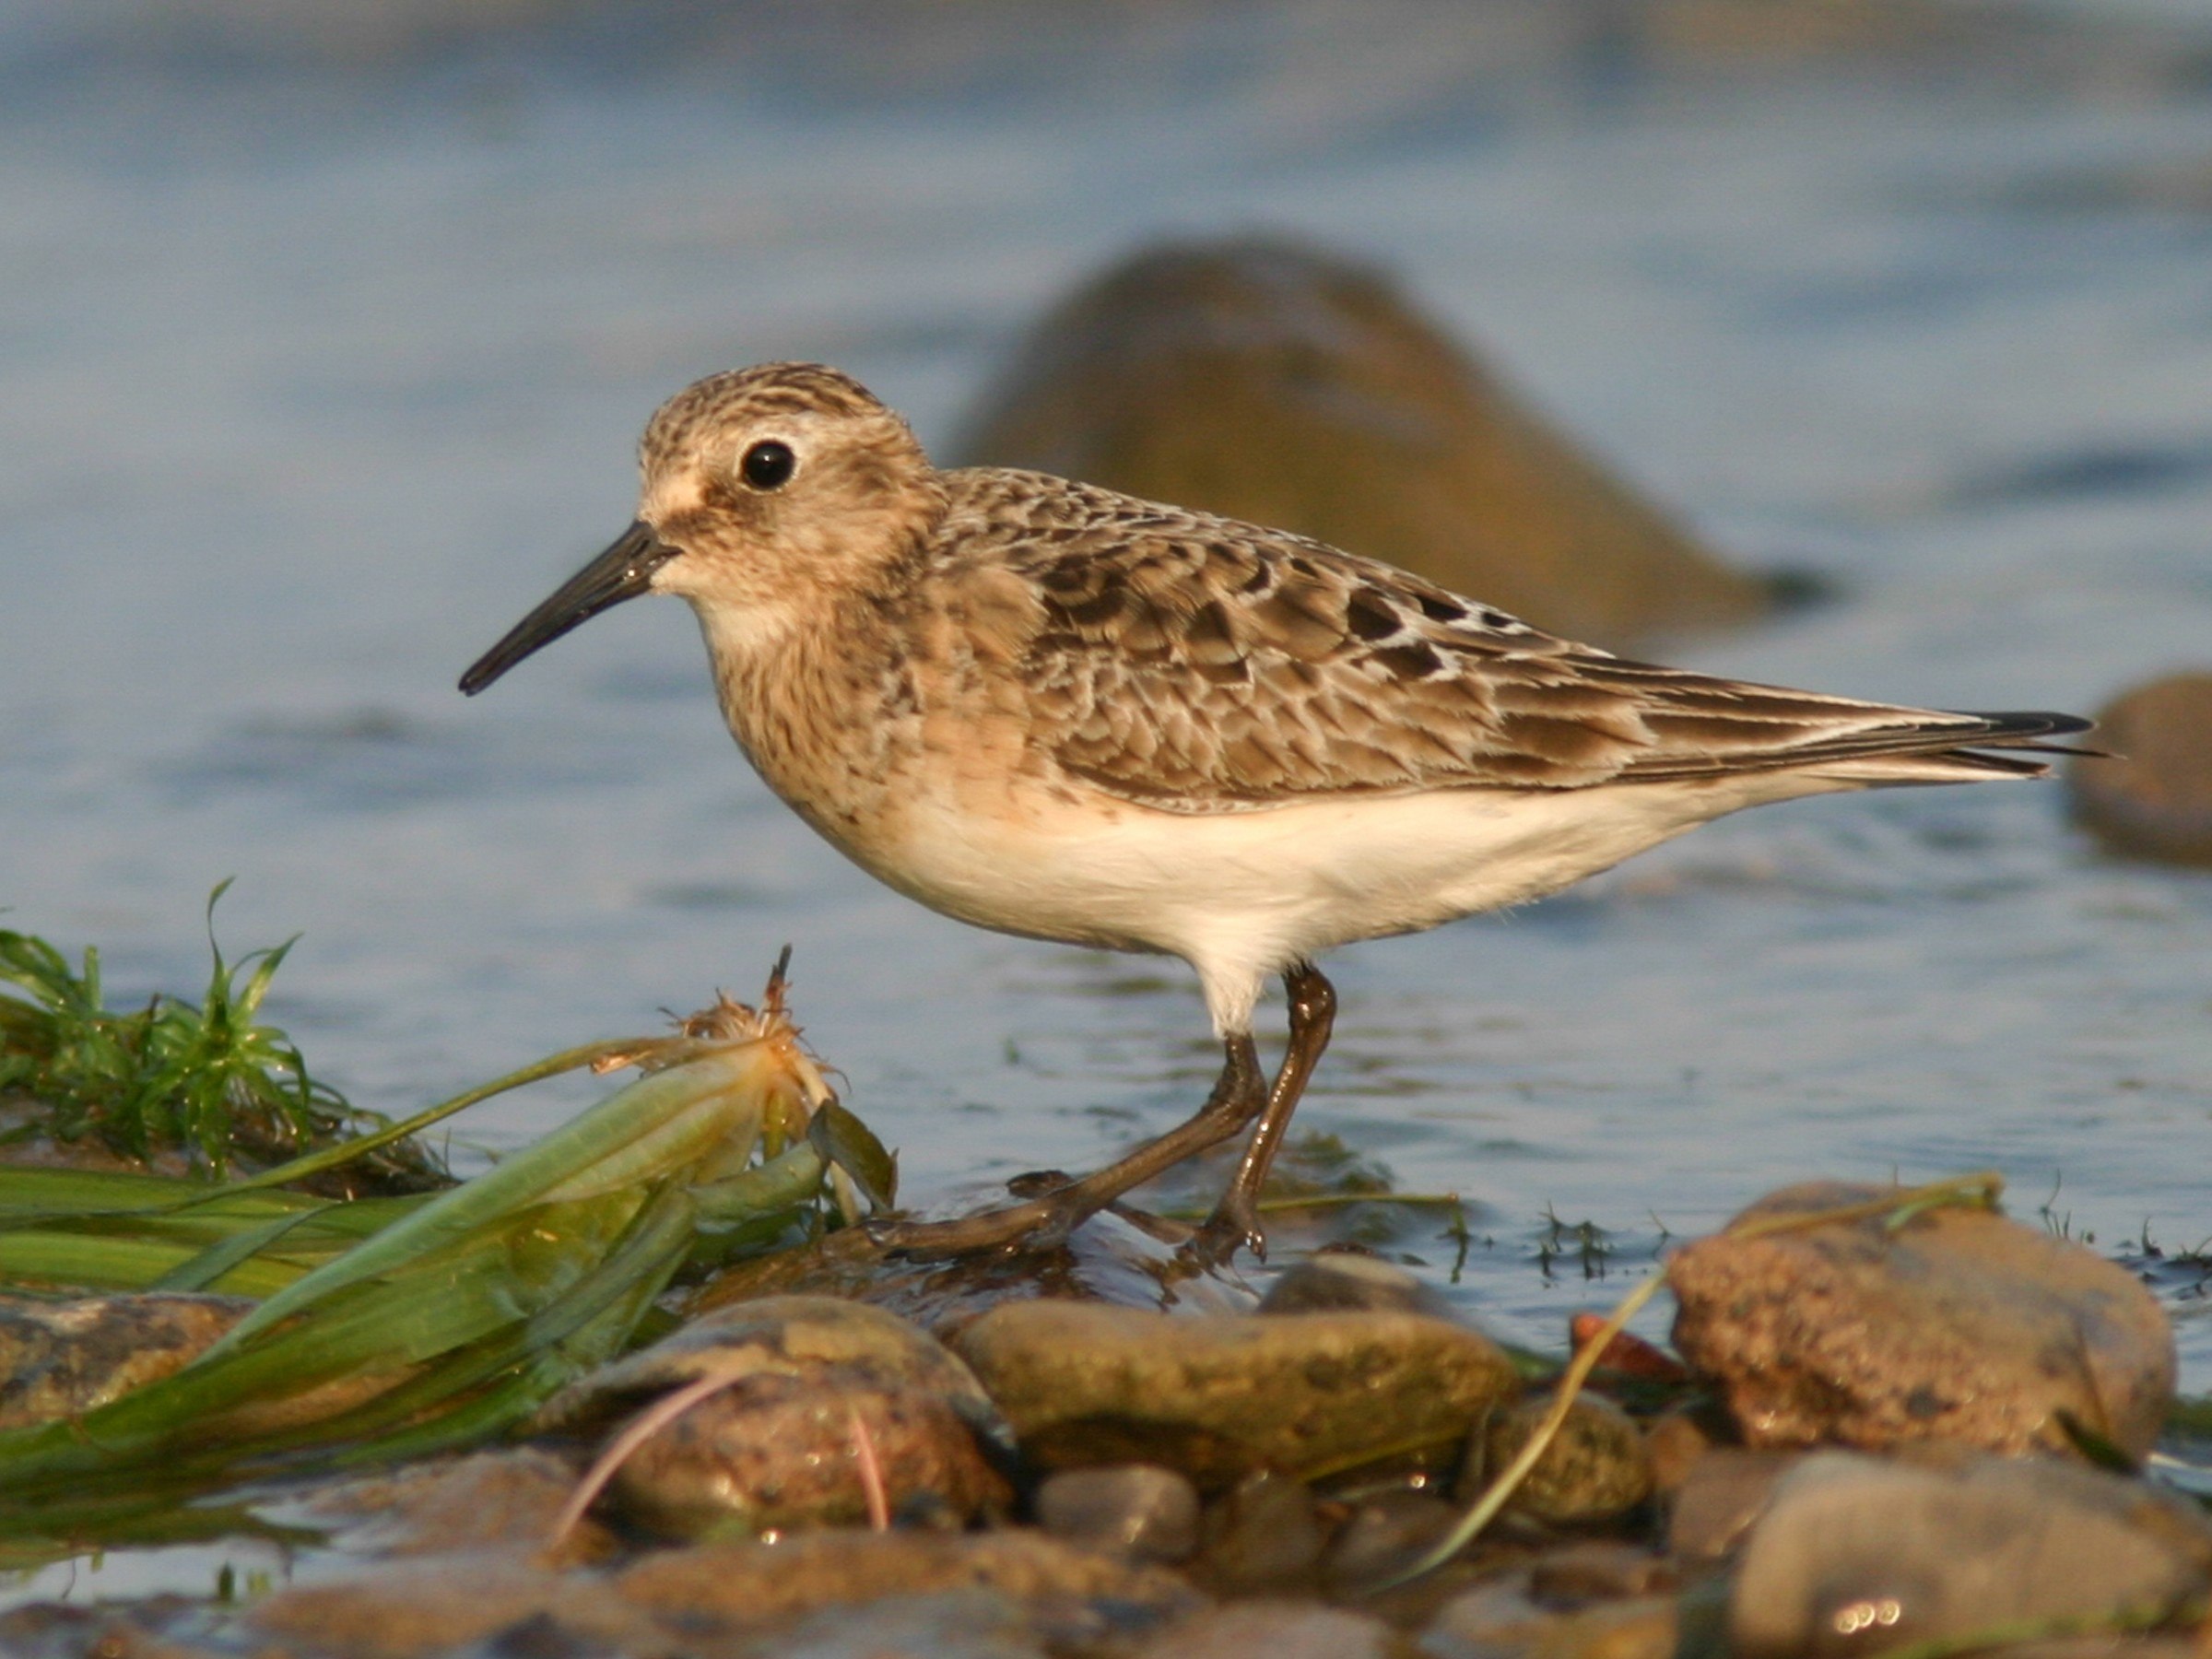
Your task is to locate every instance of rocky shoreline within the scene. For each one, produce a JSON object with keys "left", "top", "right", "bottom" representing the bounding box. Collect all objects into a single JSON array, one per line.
[{"left": 1, "top": 1168, "right": 2197, "bottom": 1659}]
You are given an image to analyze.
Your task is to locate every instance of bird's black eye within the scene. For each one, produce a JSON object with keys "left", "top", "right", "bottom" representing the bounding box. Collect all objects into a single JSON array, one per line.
[{"left": 739, "top": 439, "right": 796, "bottom": 491}]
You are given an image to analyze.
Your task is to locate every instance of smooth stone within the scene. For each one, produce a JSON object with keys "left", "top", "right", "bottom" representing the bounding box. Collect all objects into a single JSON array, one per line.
[
  {"left": 245, "top": 1535, "right": 1197, "bottom": 1659},
  {"left": 1322, "top": 1487, "right": 1462, "bottom": 1593},
  {"left": 1664, "top": 1448, "right": 1805, "bottom": 1561},
  {"left": 0, "top": 1598, "right": 254, "bottom": 1659},
  {"left": 533, "top": 1296, "right": 1013, "bottom": 1538},
  {"left": 686, "top": 1205, "right": 1251, "bottom": 1339},
  {"left": 1421, "top": 1572, "right": 1548, "bottom": 1654},
  {"left": 1730, "top": 1451, "right": 2212, "bottom": 1659},
  {"left": 1641, "top": 1403, "right": 1735, "bottom": 1498},
  {"left": 1527, "top": 1542, "right": 1677, "bottom": 1604},
  {"left": 1476, "top": 1394, "right": 1654, "bottom": 1524},
  {"left": 744, "top": 1588, "right": 1052, "bottom": 1659},
  {"left": 1034, "top": 1464, "right": 1201, "bottom": 1564},
  {"left": 0, "top": 1292, "right": 251, "bottom": 1429},
  {"left": 950, "top": 1300, "right": 1519, "bottom": 1487},
  {"left": 1259, "top": 1252, "right": 1456, "bottom": 1318},
  {"left": 611, "top": 1529, "right": 1201, "bottom": 1630},
  {"left": 246, "top": 1550, "right": 657, "bottom": 1659},
  {"left": 1191, "top": 1469, "right": 1329, "bottom": 1594},
  {"left": 1668, "top": 1181, "right": 2175, "bottom": 1460},
  {"left": 293, "top": 1447, "right": 608, "bottom": 1564},
  {"left": 1423, "top": 1584, "right": 1679, "bottom": 1659},
  {"left": 953, "top": 238, "right": 1773, "bottom": 648},
  {"left": 1973, "top": 1642, "right": 2199, "bottom": 1659},
  {"left": 2068, "top": 673, "right": 2212, "bottom": 866},
  {"left": 1135, "top": 1600, "right": 1403, "bottom": 1659}
]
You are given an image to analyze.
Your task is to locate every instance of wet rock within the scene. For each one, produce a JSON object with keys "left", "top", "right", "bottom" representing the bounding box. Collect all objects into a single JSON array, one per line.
[
  {"left": 740, "top": 1588, "right": 1053, "bottom": 1659},
  {"left": 611, "top": 1528, "right": 1200, "bottom": 1632},
  {"left": 1191, "top": 1469, "right": 1330, "bottom": 1594},
  {"left": 1258, "top": 1251, "right": 1455, "bottom": 1318},
  {"left": 2069, "top": 673, "right": 2212, "bottom": 867},
  {"left": 256, "top": 1531, "right": 1195, "bottom": 1659},
  {"left": 1664, "top": 1447, "right": 1804, "bottom": 1561},
  {"left": 1730, "top": 1451, "right": 2212, "bottom": 1659},
  {"left": 532, "top": 1295, "right": 1013, "bottom": 1538},
  {"left": 1425, "top": 1576, "right": 1678, "bottom": 1659},
  {"left": 0, "top": 1292, "right": 251, "bottom": 1430},
  {"left": 1133, "top": 1599, "right": 1402, "bottom": 1659},
  {"left": 955, "top": 238, "right": 1772, "bottom": 648},
  {"left": 0, "top": 1600, "right": 235, "bottom": 1659},
  {"left": 1980, "top": 1643, "right": 2198, "bottom": 1659},
  {"left": 1528, "top": 1541, "right": 1676, "bottom": 1604},
  {"left": 950, "top": 1300, "right": 1517, "bottom": 1487},
  {"left": 1668, "top": 1181, "right": 2174, "bottom": 1460},
  {"left": 1321, "top": 1486, "right": 1460, "bottom": 1593},
  {"left": 1475, "top": 1394, "right": 1653, "bottom": 1525},
  {"left": 1641, "top": 1401, "right": 1734, "bottom": 1498},
  {"left": 1034, "top": 1464, "right": 1201, "bottom": 1563},
  {"left": 687, "top": 1206, "right": 1250, "bottom": 1340},
  {"left": 1423, "top": 1572, "right": 1550, "bottom": 1654},
  {"left": 295, "top": 1447, "right": 608, "bottom": 1563},
  {"left": 246, "top": 1550, "right": 654, "bottom": 1659}
]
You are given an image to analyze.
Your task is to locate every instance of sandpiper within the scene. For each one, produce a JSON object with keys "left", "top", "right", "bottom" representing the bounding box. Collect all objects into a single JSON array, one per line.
[{"left": 461, "top": 361, "right": 2087, "bottom": 1265}]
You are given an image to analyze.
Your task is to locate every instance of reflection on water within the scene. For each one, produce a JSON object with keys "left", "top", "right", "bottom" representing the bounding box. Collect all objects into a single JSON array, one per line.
[{"left": 3, "top": 1, "right": 2211, "bottom": 1423}]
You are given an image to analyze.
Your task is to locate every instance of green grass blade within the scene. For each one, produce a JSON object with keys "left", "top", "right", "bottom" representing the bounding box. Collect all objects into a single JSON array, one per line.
[
  {"left": 150, "top": 1202, "right": 336, "bottom": 1292},
  {"left": 194, "top": 1036, "right": 646, "bottom": 1204},
  {"left": 692, "top": 1140, "right": 827, "bottom": 1219},
  {"left": 202, "top": 1046, "right": 767, "bottom": 1356}
]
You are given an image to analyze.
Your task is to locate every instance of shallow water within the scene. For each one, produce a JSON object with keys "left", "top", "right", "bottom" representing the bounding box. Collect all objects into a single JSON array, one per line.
[{"left": 5, "top": 5, "right": 2212, "bottom": 1582}]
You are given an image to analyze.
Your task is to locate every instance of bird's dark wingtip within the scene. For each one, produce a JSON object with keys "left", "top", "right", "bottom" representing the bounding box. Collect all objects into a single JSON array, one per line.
[
  {"left": 1951, "top": 710, "right": 2104, "bottom": 763},
  {"left": 1957, "top": 709, "right": 2095, "bottom": 740}
]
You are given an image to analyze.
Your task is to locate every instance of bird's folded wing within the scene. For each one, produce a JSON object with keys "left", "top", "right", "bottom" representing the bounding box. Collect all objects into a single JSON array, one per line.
[{"left": 955, "top": 480, "right": 2082, "bottom": 811}]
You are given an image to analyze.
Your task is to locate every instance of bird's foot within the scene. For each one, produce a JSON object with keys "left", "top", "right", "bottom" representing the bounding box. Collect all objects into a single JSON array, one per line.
[
  {"left": 867, "top": 1171, "right": 1099, "bottom": 1260},
  {"left": 1183, "top": 1190, "right": 1267, "bottom": 1270}
]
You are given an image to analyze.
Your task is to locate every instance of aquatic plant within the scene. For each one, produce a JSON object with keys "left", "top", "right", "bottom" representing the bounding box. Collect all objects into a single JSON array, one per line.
[
  {"left": 0, "top": 959, "right": 895, "bottom": 1562},
  {"left": 0, "top": 884, "right": 441, "bottom": 1191}
]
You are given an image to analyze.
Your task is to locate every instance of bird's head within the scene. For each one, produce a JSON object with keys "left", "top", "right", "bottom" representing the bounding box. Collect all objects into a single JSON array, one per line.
[{"left": 460, "top": 361, "right": 941, "bottom": 695}]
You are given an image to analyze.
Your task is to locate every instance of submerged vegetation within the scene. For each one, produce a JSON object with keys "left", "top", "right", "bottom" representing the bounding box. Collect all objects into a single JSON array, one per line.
[{"left": 0, "top": 904, "right": 895, "bottom": 1564}]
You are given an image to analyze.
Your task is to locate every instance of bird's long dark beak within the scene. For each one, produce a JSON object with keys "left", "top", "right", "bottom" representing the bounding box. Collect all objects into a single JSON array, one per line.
[{"left": 459, "top": 520, "right": 677, "bottom": 695}]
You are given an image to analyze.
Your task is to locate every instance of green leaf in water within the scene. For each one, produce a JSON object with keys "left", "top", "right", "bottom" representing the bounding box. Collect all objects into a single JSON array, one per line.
[{"left": 807, "top": 1098, "right": 897, "bottom": 1212}]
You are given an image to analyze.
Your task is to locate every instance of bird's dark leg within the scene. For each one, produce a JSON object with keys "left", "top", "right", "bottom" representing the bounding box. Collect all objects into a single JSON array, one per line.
[
  {"left": 871, "top": 1033, "right": 1266, "bottom": 1260},
  {"left": 1187, "top": 960, "right": 1336, "bottom": 1267}
]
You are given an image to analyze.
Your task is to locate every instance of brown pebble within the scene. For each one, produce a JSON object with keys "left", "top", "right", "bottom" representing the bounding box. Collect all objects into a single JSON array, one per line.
[
  {"left": 1258, "top": 1251, "right": 1452, "bottom": 1318},
  {"left": 1035, "top": 1465, "right": 1202, "bottom": 1564},
  {"left": 1426, "top": 1579, "right": 1678, "bottom": 1659},
  {"left": 1528, "top": 1541, "right": 1677, "bottom": 1605},
  {"left": 951, "top": 1300, "right": 1516, "bottom": 1488},
  {"left": 1477, "top": 1394, "right": 1654, "bottom": 1524},
  {"left": 1665, "top": 1448, "right": 1804, "bottom": 1560},
  {"left": 1732, "top": 1452, "right": 2212, "bottom": 1659},
  {"left": 1322, "top": 1487, "right": 1460, "bottom": 1592},
  {"left": 1193, "top": 1470, "right": 1329, "bottom": 1594},
  {"left": 0, "top": 1293, "right": 252, "bottom": 1430},
  {"left": 300, "top": 1447, "right": 608, "bottom": 1564},
  {"left": 532, "top": 1296, "right": 1013, "bottom": 1539},
  {"left": 1135, "top": 1599, "right": 1400, "bottom": 1659},
  {"left": 1669, "top": 1180, "right": 2175, "bottom": 1461},
  {"left": 1641, "top": 1402, "right": 1734, "bottom": 1497}
]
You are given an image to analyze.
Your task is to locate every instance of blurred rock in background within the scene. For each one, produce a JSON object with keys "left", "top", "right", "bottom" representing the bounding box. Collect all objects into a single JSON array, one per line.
[
  {"left": 2071, "top": 674, "right": 2212, "bottom": 868},
  {"left": 955, "top": 237, "right": 1775, "bottom": 647}
]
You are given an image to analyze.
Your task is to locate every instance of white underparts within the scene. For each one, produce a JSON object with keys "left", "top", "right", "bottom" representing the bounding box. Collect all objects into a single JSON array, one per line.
[{"left": 864, "top": 765, "right": 1948, "bottom": 1038}]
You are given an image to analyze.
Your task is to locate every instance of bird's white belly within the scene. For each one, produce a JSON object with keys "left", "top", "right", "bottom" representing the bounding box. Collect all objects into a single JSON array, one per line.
[{"left": 849, "top": 772, "right": 1845, "bottom": 1033}]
